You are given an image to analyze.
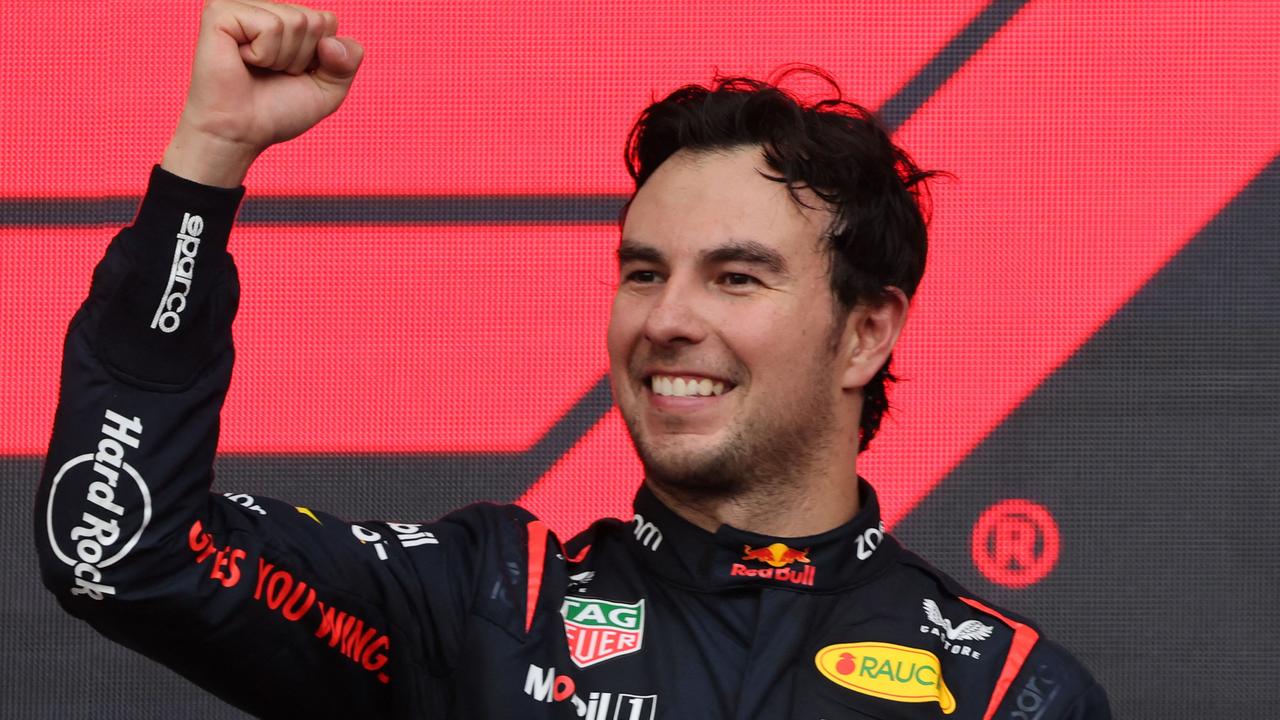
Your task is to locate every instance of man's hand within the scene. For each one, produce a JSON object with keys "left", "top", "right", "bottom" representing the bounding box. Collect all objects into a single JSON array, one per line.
[{"left": 162, "top": 0, "right": 365, "bottom": 187}]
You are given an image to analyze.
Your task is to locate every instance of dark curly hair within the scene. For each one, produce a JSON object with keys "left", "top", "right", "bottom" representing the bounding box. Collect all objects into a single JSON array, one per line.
[{"left": 623, "top": 66, "right": 940, "bottom": 452}]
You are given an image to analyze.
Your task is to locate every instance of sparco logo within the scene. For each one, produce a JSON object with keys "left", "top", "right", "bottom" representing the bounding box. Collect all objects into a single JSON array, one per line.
[
  {"left": 45, "top": 410, "right": 151, "bottom": 600},
  {"left": 151, "top": 212, "right": 204, "bottom": 333},
  {"left": 1007, "top": 663, "right": 1061, "bottom": 720}
]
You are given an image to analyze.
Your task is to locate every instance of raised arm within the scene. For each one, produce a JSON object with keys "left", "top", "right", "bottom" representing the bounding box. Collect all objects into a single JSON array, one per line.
[{"left": 32, "top": 4, "right": 488, "bottom": 716}]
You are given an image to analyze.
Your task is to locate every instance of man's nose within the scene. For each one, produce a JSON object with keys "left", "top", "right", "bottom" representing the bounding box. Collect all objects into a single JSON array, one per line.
[{"left": 643, "top": 282, "right": 708, "bottom": 347}]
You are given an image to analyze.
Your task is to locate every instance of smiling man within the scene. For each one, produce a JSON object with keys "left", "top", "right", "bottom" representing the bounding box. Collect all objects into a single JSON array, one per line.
[
  {"left": 611, "top": 141, "right": 906, "bottom": 538},
  {"left": 35, "top": 1, "right": 1109, "bottom": 718}
]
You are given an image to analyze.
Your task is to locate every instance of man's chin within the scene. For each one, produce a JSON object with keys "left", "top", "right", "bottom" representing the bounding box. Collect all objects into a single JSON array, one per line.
[{"left": 636, "top": 443, "right": 744, "bottom": 498}]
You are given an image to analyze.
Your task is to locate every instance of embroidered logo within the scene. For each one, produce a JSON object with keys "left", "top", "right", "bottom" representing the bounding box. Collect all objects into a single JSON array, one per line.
[
  {"left": 815, "top": 642, "right": 956, "bottom": 715},
  {"left": 561, "top": 597, "right": 644, "bottom": 668},
  {"left": 920, "top": 598, "right": 994, "bottom": 660}
]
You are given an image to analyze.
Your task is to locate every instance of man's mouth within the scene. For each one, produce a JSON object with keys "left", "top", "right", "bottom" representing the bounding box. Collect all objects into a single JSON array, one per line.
[{"left": 646, "top": 374, "right": 733, "bottom": 398}]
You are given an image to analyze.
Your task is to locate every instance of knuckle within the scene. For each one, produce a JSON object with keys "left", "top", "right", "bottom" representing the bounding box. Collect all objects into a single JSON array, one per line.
[
  {"left": 301, "top": 12, "right": 322, "bottom": 37},
  {"left": 202, "top": 0, "right": 228, "bottom": 20}
]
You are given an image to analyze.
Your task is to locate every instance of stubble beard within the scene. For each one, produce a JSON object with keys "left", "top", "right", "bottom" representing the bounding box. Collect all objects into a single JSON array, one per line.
[{"left": 621, "top": 377, "right": 838, "bottom": 506}]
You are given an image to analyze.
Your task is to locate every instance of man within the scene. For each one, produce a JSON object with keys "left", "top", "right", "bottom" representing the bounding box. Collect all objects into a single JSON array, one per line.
[{"left": 35, "top": 1, "right": 1110, "bottom": 717}]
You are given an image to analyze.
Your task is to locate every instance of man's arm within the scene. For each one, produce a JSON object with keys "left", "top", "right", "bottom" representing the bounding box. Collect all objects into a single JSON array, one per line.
[{"left": 29, "top": 3, "right": 481, "bottom": 715}]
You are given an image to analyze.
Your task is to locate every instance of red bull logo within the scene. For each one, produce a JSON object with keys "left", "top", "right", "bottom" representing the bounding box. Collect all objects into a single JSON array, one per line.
[
  {"left": 731, "top": 543, "right": 817, "bottom": 586},
  {"left": 741, "top": 543, "right": 810, "bottom": 567}
]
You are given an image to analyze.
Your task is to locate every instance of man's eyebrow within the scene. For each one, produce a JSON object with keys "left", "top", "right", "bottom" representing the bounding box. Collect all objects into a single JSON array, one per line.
[
  {"left": 702, "top": 240, "right": 790, "bottom": 276},
  {"left": 617, "top": 239, "right": 664, "bottom": 265}
]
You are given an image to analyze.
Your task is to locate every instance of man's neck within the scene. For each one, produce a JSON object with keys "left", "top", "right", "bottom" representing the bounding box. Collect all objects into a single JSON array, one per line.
[{"left": 645, "top": 464, "right": 861, "bottom": 538}]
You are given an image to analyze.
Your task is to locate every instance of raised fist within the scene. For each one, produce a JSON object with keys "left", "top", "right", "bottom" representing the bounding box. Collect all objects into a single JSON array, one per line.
[{"left": 162, "top": 0, "right": 365, "bottom": 187}]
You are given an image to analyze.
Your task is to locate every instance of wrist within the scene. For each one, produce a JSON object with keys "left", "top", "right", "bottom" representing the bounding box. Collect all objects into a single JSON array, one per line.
[{"left": 161, "top": 127, "right": 259, "bottom": 189}]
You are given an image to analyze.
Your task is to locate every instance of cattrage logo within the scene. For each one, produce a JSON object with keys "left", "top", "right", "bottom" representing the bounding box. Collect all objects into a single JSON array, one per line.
[
  {"left": 151, "top": 212, "right": 203, "bottom": 333},
  {"left": 45, "top": 409, "right": 151, "bottom": 600},
  {"left": 919, "top": 599, "right": 993, "bottom": 660}
]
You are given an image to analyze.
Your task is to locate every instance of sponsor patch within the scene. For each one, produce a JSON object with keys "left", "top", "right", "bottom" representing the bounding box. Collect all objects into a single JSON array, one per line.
[
  {"left": 920, "top": 598, "right": 993, "bottom": 660},
  {"left": 562, "top": 597, "right": 644, "bottom": 668},
  {"left": 1008, "top": 664, "right": 1061, "bottom": 720},
  {"left": 351, "top": 522, "right": 439, "bottom": 560},
  {"left": 151, "top": 212, "right": 204, "bottom": 333},
  {"left": 222, "top": 492, "right": 266, "bottom": 516},
  {"left": 631, "top": 513, "right": 663, "bottom": 551},
  {"left": 524, "top": 663, "right": 657, "bottom": 719},
  {"left": 44, "top": 409, "right": 150, "bottom": 600},
  {"left": 568, "top": 570, "right": 596, "bottom": 593},
  {"left": 814, "top": 642, "right": 956, "bottom": 715},
  {"left": 731, "top": 543, "right": 817, "bottom": 587}
]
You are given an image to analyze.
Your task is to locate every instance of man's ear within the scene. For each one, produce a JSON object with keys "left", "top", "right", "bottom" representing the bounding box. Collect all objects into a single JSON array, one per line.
[{"left": 839, "top": 287, "right": 909, "bottom": 390}]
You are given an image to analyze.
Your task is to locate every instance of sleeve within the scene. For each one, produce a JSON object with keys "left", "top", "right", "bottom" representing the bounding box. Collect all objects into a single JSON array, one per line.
[
  {"left": 993, "top": 637, "right": 1112, "bottom": 720},
  {"left": 32, "top": 166, "right": 479, "bottom": 718},
  {"left": 1057, "top": 683, "right": 1112, "bottom": 719}
]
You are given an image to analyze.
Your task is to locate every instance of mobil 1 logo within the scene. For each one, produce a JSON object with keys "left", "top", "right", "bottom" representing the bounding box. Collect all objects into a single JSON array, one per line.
[{"left": 45, "top": 409, "right": 151, "bottom": 600}]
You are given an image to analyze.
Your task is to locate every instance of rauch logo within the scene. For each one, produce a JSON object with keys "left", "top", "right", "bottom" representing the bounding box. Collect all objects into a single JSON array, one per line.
[{"left": 814, "top": 642, "right": 956, "bottom": 715}]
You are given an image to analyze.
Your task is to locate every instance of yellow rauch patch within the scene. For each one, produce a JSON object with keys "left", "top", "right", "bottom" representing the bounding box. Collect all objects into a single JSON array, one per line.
[{"left": 814, "top": 642, "right": 956, "bottom": 715}]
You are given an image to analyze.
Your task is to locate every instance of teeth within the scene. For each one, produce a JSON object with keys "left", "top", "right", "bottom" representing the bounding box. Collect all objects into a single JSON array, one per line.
[{"left": 650, "top": 375, "right": 729, "bottom": 397}]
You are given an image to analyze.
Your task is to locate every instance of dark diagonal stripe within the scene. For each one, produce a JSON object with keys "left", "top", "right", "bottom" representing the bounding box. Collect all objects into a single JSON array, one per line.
[
  {"left": 218, "top": 375, "right": 614, "bottom": 515},
  {"left": 0, "top": 194, "right": 628, "bottom": 228},
  {"left": 893, "top": 154, "right": 1280, "bottom": 717},
  {"left": 877, "top": 0, "right": 1031, "bottom": 131}
]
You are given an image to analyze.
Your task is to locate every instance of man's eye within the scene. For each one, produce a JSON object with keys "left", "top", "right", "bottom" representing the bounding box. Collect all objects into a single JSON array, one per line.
[
  {"left": 721, "top": 273, "right": 759, "bottom": 287},
  {"left": 625, "top": 270, "right": 660, "bottom": 284}
]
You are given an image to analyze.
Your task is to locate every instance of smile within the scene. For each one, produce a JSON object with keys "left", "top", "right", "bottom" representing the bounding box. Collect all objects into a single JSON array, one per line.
[{"left": 647, "top": 375, "right": 731, "bottom": 397}]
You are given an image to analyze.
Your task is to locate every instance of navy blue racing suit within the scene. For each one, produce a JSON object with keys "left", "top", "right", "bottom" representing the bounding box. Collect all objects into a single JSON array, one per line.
[{"left": 34, "top": 167, "right": 1111, "bottom": 719}]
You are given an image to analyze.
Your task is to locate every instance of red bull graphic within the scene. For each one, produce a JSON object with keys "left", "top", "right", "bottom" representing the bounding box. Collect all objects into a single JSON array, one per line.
[{"left": 731, "top": 543, "right": 817, "bottom": 587}]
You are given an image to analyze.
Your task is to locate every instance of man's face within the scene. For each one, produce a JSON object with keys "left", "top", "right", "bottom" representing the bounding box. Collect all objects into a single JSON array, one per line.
[{"left": 608, "top": 145, "right": 850, "bottom": 497}]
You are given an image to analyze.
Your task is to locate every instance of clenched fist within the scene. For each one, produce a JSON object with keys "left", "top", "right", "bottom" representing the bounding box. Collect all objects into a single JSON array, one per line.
[{"left": 162, "top": 0, "right": 365, "bottom": 187}]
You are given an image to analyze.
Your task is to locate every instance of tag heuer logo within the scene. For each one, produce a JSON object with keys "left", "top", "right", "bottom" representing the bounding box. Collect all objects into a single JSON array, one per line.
[{"left": 561, "top": 597, "right": 645, "bottom": 668}]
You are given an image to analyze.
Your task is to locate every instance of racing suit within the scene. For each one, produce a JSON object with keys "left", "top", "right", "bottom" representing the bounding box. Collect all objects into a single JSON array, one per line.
[{"left": 35, "top": 167, "right": 1111, "bottom": 719}]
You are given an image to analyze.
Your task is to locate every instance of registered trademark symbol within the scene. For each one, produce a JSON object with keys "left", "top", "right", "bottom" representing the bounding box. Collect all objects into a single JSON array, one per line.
[{"left": 970, "top": 499, "right": 1060, "bottom": 589}]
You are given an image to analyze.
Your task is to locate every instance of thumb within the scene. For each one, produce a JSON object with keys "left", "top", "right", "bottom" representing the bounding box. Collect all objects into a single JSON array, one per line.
[{"left": 314, "top": 36, "right": 364, "bottom": 87}]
